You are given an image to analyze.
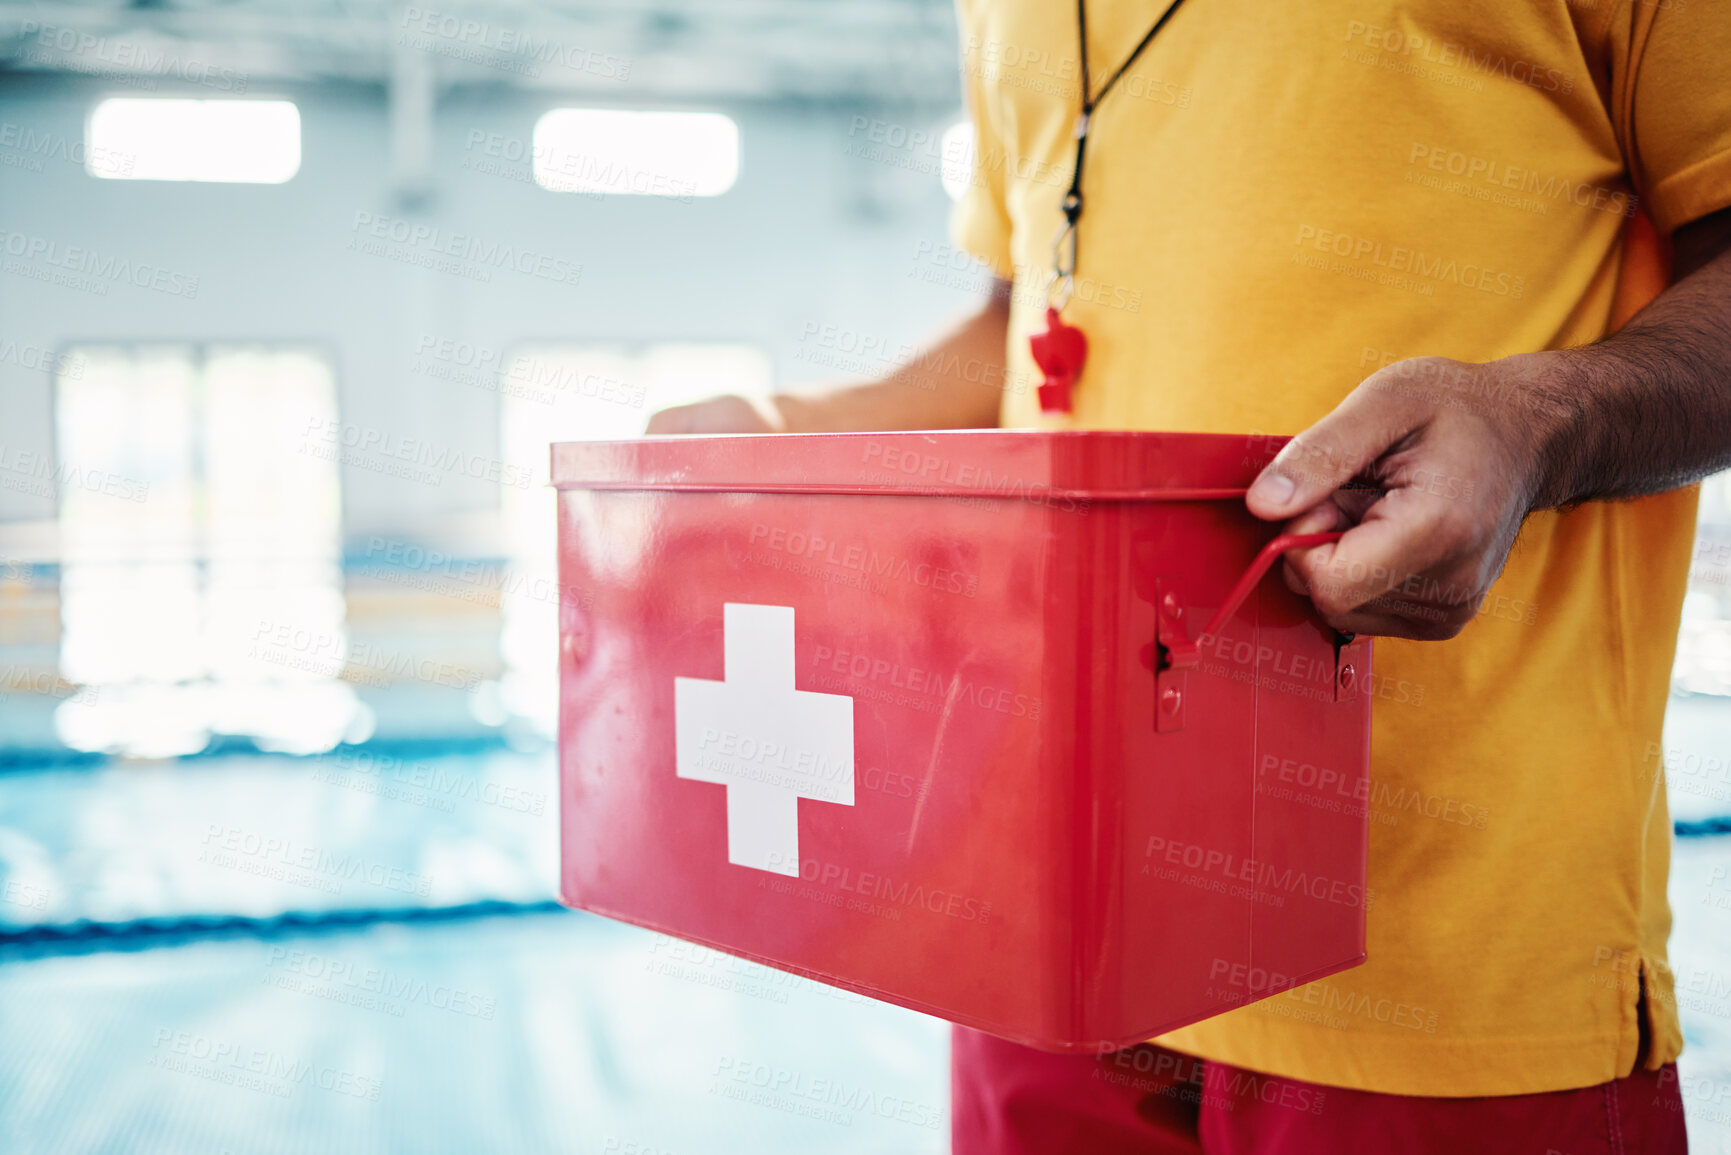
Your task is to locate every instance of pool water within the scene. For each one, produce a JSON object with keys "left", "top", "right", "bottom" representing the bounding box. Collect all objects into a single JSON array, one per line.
[{"left": 5, "top": 705, "right": 1731, "bottom": 1153}]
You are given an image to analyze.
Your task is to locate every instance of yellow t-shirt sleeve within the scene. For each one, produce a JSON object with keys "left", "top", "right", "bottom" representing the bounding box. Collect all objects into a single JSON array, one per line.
[
  {"left": 1618, "top": 2, "right": 1731, "bottom": 234},
  {"left": 948, "top": 0, "right": 1016, "bottom": 279}
]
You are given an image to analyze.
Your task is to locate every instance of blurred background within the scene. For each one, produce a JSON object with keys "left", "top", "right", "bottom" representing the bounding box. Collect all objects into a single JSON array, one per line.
[{"left": 1, "top": 2, "right": 1730, "bottom": 1152}]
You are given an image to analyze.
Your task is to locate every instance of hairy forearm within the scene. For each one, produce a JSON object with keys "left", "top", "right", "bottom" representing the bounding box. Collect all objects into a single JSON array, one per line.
[
  {"left": 772, "top": 280, "right": 1012, "bottom": 433},
  {"left": 1528, "top": 212, "right": 1731, "bottom": 509}
]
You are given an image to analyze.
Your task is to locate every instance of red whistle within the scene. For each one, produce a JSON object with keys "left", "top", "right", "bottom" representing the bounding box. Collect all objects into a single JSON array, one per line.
[{"left": 1030, "top": 307, "right": 1087, "bottom": 414}]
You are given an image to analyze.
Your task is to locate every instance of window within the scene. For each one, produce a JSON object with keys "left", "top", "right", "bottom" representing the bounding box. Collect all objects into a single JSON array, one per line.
[
  {"left": 495, "top": 344, "right": 773, "bottom": 734},
  {"left": 86, "top": 99, "right": 301, "bottom": 183},
  {"left": 54, "top": 346, "right": 350, "bottom": 756},
  {"left": 531, "top": 109, "right": 739, "bottom": 197}
]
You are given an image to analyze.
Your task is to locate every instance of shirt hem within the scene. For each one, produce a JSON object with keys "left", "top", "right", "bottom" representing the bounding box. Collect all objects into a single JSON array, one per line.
[{"left": 1153, "top": 1022, "right": 1673, "bottom": 1098}]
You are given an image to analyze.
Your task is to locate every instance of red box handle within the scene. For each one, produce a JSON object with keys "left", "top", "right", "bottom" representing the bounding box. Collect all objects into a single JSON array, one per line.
[
  {"left": 1199, "top": 531, "right": 1346, "bottom": 645},
  {"left": 1160, "top": 531, "right": 1346, "bottom": 673}
]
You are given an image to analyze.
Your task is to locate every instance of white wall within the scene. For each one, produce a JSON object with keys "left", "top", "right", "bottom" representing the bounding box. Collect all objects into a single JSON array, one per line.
[{"left": 0, "top": 74, "right": 975, "bottom": 547}]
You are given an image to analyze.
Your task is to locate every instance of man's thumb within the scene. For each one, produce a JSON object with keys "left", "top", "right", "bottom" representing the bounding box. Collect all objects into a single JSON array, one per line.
[{"left": 1246, "top": 401, "right": 1402, "bottom": 520}]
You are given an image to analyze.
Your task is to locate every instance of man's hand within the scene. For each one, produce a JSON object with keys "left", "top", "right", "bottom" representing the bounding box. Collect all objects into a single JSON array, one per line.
[
  {"left": 1245, "top": 355, "right": 1555, "bottom": 640},
  {"left": 1248, "top": 206, "right": 1731, "bottom": 641},
  {"left": 646, "top": 394, "right": 783, "bottom": 435}
]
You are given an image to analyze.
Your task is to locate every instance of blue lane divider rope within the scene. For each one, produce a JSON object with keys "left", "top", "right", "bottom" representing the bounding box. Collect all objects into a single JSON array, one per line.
[
  {"left": 0, "top": 898, "right": 572, "bottom": 961},
  {"left": 0, "top": 731, "right": 544, "bottom": 776}
]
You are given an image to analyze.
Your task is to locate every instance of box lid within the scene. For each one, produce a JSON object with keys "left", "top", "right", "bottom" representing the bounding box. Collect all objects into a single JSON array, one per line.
[{"left": 550, "top": 430, "right": 1286, "bottom": 501}]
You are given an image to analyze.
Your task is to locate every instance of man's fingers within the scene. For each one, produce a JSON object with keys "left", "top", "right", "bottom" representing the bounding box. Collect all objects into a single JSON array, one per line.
[
  {"left": 1285, "top": 493, "right": 1460, "bottom": 618},
  {"left": 1289, "top": 514, "right": 1408, "bottom": 616},
  {"left": 1287, "top": 501, "right": 1350, "bottom": 536},
  {"left": 1317, "top": 606, "right": 1469, "bottom": 642},
  {"left": 644, "top": 406, "right": 693, "bottom": 435},
  {"left": 1333, "top": 488, "right": 1384, "bottom": 523},
  {"left": 644, "top": 395, "right": 780, "bottom": 436},
  {"left": 1247, "top": 392, "right": 1414, "bottom": 521},
  {"left": 1278, "top": 500, "right": 1350, "bottom": 597}
]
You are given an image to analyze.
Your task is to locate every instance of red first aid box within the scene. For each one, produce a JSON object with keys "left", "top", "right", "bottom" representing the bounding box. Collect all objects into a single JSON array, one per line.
[{"left": 554, "top": 430, "right": 1371, "bottom": 1052}]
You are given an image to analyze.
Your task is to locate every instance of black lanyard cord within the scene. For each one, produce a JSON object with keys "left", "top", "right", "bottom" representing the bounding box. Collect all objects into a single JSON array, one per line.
[{"left": 1060, "top": 0, "right": 1191, "bottom": 263}]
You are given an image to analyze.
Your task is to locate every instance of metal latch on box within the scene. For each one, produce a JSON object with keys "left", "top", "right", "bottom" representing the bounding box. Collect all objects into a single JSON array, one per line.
[{"left": 1153, "top": 531, "right": 1365, "bottom": 732}]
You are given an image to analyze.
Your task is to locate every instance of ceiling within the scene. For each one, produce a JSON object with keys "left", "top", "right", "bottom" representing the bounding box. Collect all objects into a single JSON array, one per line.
[{"left": 0, "top": 0, "right": 964, "bottom": 103}]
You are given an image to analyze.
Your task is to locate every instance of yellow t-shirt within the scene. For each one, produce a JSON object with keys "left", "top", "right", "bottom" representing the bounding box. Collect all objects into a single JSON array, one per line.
[{"left": 951, "top": 0, "right": 1731, "bottom": 1096}]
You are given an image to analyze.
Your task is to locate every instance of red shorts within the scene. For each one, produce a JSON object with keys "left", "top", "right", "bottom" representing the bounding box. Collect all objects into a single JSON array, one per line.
[{"left": 951, "top": 1028, "right": 1687, "bottom": 1154}]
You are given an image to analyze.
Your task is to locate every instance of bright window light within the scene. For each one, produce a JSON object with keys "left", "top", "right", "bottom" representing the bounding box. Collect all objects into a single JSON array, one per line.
[
  {"left": 941, "top": 120, "right": 976, "bottom": 201},
  {"left": 86, "top": 99, "right": 301, "bottom": 183},
  {"left": 55, "top": 346, "right": 351, "bottom": 756},
  {"left": 532, "top": 109, "right": 738, "bottom": 197}
]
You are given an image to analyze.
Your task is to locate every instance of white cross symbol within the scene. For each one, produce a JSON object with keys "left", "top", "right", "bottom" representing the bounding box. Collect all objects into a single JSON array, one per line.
[{"left": 674, "top": 603, "right": 855, "bottom": 877}]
